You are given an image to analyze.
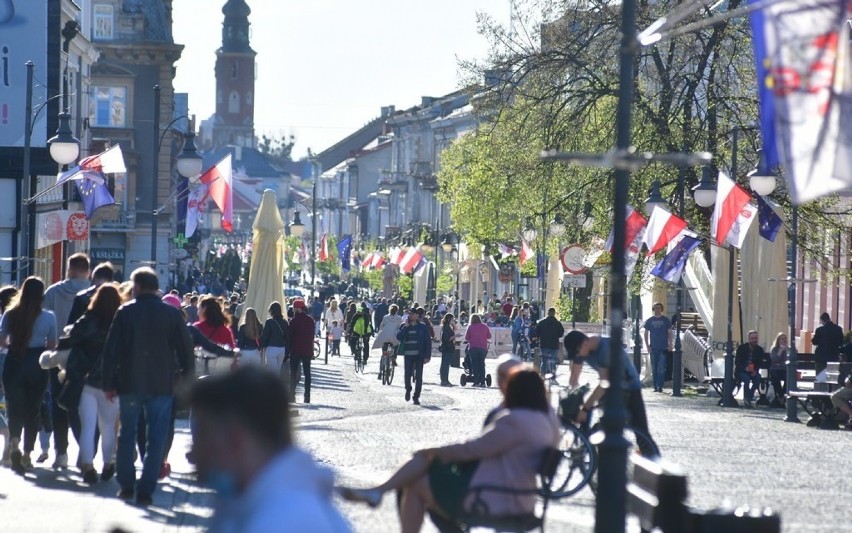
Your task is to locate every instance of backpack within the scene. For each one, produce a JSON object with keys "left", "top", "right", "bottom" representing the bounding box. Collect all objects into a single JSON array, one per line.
[{"left": 353, "top": 314, "right": 372, "bottom": 336}]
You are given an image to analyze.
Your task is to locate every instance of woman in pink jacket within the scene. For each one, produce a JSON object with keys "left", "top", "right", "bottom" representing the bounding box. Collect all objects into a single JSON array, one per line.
[{"left": 339, "top": 369, "right": 560, "bottom": 533}]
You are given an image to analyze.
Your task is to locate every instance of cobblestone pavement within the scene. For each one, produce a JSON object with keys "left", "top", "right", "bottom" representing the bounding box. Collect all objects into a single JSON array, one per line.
[{"left": 1, "top": 344, "right": 849, "bottom": 532}]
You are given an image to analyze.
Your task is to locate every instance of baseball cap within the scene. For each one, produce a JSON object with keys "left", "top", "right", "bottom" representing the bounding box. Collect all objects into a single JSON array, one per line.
[
  {"left": 162, "top": 294, "right": 182, "bottom": 311},
  {"left": 293, "top": 299, "right": 306, "bottom": 310}
]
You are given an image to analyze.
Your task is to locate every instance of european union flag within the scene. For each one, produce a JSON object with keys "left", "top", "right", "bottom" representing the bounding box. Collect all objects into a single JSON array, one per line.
[
  {"left": 337, "top": 235, "right": 353, "bottom": 272},
  {"left": 75, "top": 178, "right": 115, "bottom": 219},
  {"left": 756, "top": 194, "right": 783, "bottom": 242},
  {"left": 651, "top": 235, "right": 701, "bottom": 283}
]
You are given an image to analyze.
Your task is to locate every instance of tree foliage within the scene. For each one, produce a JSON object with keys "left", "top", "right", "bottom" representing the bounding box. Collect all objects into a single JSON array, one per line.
[
  {"left": 258, "top": 132, "right": 296, "bottom": 163},
  {"left": 440, "top": 0, "right": 848, "bottom": 273}
]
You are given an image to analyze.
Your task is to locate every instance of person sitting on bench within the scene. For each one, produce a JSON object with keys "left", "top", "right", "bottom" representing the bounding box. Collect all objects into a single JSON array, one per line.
[
  {"left": 768, "top": 332, "right": 789, "bottom": 407},
  {"left": 735, "top": 330, "right": 768, "bottom": 408},
  {"left": 338, "top": 369, "right": 560, "bottom": 533},
  {"left": 830, "top": 373, "right": 852, "bottom": 428}
]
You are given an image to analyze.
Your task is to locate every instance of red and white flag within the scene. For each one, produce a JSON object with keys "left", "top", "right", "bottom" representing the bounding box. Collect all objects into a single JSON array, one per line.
[
  {"left": 519, "top": 239, "right": 533, "bottom": 266},
  {"left": 318, "top": 234, "right": 329, "bottom": 262},
  {"left": 361, "top": 252, "right": 374, "bottom": 270},
  {"left": 199, "top": 154, "right": 233, "bottom": 232},
  {"left": 606, "top": 205, "right": 647, "bottom": 252},
  {"left": 389, "top": 247, "right": 404, "bottom": 265},
  {"left": 185, "top": 183, "right": 209, "bottom": 238},
  {"left": 372, "top": 253, "right": 386, "bottom": 270},
  {"left": 711, "top": 172, "right": 754, "bottom": 249},
  {"left": 642, "top": 206, "right": 688, "bottom": 255},
  {"left": 400, "top": 247, "right": 424, "bottom": 274}
]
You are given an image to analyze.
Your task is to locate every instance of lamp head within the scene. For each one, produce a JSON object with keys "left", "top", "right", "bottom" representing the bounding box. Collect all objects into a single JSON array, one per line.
[
  {"left": 47, "top": 112, "right": 80, "bottom": 165},
  {"left": 692, "top": 167, "right": 717, "bottom": 208},
  {"left": 549, "top": 213, "right": 566, "bottom": 237},
  {"left": 289, "top": 211, "right": 305, "bottom": 237},
  {"left": 176, "top": 130, "right": 204, "bottom": 181},
  {"left": 747, "top": 150, "right": 776, "bottom": 196},
  {"left": 644, "top": 179, "right": 667, "bottom": 215}
]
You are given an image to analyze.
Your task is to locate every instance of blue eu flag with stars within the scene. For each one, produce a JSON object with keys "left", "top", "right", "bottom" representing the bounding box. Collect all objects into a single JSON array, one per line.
[{"left": 756, "top": 194, "right": 783, "bottom": 242}]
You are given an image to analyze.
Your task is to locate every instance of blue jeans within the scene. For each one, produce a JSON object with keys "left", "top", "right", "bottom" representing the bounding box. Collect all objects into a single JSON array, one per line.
[
  {"left": 739, "top": 371, "right": 761, "bottom": 401},
  {"left": 511, "top": 331, "right": 521, "bottom": 354},
  {"left": 540, "top": 348, "right": 558, "bottom": 376},
  {"left": 117, "top": 394, "right": 173, "bottom": 497},
  {"left": 649, "top": 349, "right": 666, "bottom": 390},
  {"left": 469, "top": 348, "right": 487, "bottom": 385}
]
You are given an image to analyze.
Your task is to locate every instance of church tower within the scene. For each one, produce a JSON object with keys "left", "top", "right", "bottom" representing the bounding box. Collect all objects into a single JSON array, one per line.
[{"left": 212, "top": 0, "right": 256, "bottom": 148}]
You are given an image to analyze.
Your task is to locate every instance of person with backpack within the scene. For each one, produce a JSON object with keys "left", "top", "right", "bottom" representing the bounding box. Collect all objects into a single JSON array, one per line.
[{"left": 347, "top": 303, "right": 374, "bottom": 367}]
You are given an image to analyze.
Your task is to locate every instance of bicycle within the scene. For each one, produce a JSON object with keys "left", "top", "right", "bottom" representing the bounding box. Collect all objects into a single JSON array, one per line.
[
  {"left": 553, "top": 383, "right": 660, "bottom": 497},
  {"left": 379, "top": 342, "right": 396, "bottom": 385},
  {"left": 352, "top": 335, "right": 364, "bottom": 374},
  {"left": 313, "top": 339, "right": 321, "bottom": 360}
]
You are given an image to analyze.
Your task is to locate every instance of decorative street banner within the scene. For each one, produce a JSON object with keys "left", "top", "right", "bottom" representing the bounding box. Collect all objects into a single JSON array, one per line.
[
  {"left": 751, "top": 0, "right": 852, "bottom": 204},
  {"left": 35, "top": 210, "right": 89, "bottom": 250},
  {"left": 0, "top": 1, "right": 48, "bottom": 146}
]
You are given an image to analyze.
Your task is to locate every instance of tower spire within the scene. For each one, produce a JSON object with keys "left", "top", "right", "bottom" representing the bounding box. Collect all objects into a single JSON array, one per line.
[{"left": 221, "top": 0, "right": 253, "bottom": 53}]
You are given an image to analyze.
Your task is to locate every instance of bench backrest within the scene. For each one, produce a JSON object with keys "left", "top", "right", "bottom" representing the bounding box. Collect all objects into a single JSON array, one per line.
[{"left": 627, "top": 455, "right": 690, "bottom": 533}]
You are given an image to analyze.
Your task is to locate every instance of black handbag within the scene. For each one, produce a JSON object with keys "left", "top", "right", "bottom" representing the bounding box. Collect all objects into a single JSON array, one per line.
[{"left": 57, "top": 348, "right": 85, "bottom": 411}]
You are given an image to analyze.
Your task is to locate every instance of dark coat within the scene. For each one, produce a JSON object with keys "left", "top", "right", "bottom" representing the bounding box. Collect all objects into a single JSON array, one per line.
[
  {"left": 536, "top": 316, "right": 565, "bottom": 350},
  {"left": 396, "top": 321, "right": 432, "bottom": 359},
  {"left": 58, "top": 313, "right": 109, "bottom": 389},
  {"left": 813, "top": 321, "right": 844, "bottom": 365},
  {"left": 288, "top": 312, "right": 315, "bottom": 358},
  {"left": 734, "top": 343, "right": 769, "bottom": 375},
  {"left": 101, "top": 293, "right": 194, "bottom": 396}
]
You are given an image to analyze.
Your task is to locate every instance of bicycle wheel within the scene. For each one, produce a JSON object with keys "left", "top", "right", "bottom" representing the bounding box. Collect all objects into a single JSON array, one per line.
[
  {"left": 313, "top": 340, "right": 321, "bottom": 360},
  {"left": 386, "top": 357, "right": 395, "bottom": 385},
  {"left": 552, "top": 424, "right": 596, "bottom": 498}
]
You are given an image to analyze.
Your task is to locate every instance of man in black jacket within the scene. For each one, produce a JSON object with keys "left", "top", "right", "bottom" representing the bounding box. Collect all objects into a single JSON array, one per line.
[
  {"left": 812, "top": 312, "right": 844, "bottom": 374},
  {"left": 536, "top": 307, "right": 565, "bottom": 377},
  {"left": 67, "top": 261, "right": 114, "bottom": 325},
  {"left": 102, "top": 267, "right": 194, "bottom": 506}
]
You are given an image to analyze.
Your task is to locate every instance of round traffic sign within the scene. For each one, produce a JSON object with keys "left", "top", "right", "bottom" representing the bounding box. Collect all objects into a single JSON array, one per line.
[{"left": 560, "top": 244, "right": 587, "bottom": 275}]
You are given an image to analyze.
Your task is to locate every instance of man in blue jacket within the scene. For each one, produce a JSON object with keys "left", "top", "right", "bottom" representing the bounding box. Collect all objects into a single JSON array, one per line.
[{"left": 396, "top": 309, "right": 432, "bottom": 405}]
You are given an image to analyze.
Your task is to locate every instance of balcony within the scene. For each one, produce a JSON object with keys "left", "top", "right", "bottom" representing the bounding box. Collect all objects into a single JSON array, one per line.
[
  {"left": 91, "top": 208, "right": 135, "bottom": 231},
  {"left": 410, "top": 161, "right": 433, "bottom": 178}
]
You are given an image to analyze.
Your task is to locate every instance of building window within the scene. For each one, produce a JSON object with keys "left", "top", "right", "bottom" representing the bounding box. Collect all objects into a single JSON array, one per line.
[
  {"left": 228, "top": 91, "right": 239, "bottom": 114},
  {"left": 246, "top": 91, "right": 252, "bottom": 105},
  {"left": 94, "top": 5, "right": 114, "bottom": 40},
  {"left": 217, "top": 89, "right": 223, "bottom": 104},
  {"left": 232, "top": 61, "right": 238, "bottom": 79},
  {"left": 91, "top": 86, "right": 126, "bottom": 127}
]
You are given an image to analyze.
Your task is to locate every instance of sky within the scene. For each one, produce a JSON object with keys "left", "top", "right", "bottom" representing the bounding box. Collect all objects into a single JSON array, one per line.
[{"left": 172, "top": 0, "right": 509, "bottom": 159}]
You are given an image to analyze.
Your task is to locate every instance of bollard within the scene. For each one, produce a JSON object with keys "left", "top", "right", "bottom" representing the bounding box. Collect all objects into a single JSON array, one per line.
[
  {"left": 672, "top": 346, "right": 683, "bottom": 397},
  {"left": 325, "top": 333, "right": 329, "bottom": 365},
  {"left": 784, "top": 347, "right": 799, "bottom": 422}
]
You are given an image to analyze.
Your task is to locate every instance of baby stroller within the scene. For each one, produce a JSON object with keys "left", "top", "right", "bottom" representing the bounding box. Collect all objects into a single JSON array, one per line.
[{"left": 459, "top": 344, "right": 492, "bottom": 387}]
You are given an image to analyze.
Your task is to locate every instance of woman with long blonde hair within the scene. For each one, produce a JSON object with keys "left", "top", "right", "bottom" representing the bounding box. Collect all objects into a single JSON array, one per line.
[{"left": 236, "top": 307, "right": 263, "bottom": 365}]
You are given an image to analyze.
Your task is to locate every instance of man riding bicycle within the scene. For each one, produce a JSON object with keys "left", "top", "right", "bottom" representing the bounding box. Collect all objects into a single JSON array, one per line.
[
  {"left": 347, "top": 303, "right": 374, "bottom": 367},
  {"left": 563, "top": 330, "right": 658, "bottom": 456}
]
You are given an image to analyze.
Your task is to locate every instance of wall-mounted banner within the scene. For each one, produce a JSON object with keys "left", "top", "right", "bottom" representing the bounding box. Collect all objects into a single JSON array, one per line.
[{"left": 36, "top": 210, "right": 89, "bottom": 250}]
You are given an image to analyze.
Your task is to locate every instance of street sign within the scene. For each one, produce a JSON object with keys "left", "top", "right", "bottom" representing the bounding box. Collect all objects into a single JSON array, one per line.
[
  {"left": 561, "top": 244, "right": 587, "bottom": 274},
  {"left": 563, "top": 274, "right": 587, "bottom": 288}
]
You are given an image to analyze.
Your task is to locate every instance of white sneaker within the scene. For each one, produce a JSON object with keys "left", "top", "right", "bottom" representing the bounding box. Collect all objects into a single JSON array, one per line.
[{"left": 52, "top": 453, "right": 68, "bottom": 469}]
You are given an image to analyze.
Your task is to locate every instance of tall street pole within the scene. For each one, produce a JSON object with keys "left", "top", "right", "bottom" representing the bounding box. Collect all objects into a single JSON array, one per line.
[
  {"left": 597, "top": 0, "right": 634, "bottom": 529},
  {"left": 784, "top": 205, "right": 800, "bottom": 421},
  {"left": 722, "top": 126, "right": 738, "bottom": 407},
  {"left": 21, "top": 62, "right": 34, "bottom": 283},
  {"left": 151, "top": 85, "right": 161, "bottom": 266},
  {"left": 672, "top": 164, "right": 685, "bottom": 396},
  {"left": 311, "top": 159, "right": 318, "bottom": 290}
]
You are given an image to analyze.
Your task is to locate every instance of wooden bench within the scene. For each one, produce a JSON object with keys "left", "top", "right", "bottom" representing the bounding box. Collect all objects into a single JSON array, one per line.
[
  {"left": 428, "top": 448, "right": 563, "bottom": 533},
  {"left": 628, "top": 455, "right": 781, "bottom": 533},
  {"left": 788, "top": 361, "right": 852, "bottom": 429}
]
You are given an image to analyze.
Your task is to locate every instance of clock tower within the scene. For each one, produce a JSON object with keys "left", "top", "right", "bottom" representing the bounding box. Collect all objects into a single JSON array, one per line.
[{"left": 212, "top": 0, "right": 256, "bottom": 148}]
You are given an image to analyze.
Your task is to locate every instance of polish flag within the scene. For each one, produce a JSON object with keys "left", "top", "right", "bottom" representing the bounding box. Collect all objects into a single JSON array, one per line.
[
  {"left": 200, "top": 154, "right": 233, "bottom": 232},
  {"left": 642, "top": 206, "right": 688, "bottom": 255},
  {"left": 372, "top": 254, "right": 386, "bottom": 269},
  {"left": 519, "top": 239, "right": 533, "bottom": 266},
  {"left": 400, "top": 247, "right": 424, "bottom": 274},
  {"left": 606, "top": 205, "right": 647, "bottom": 252},
  {"left": 711, "top": 172, "right": 752, "bottom": 248},
  {"left": 318, "top": 234, "right": 329, "bottom": 262},
  {"left": 361, "top": 252, "right": 374, "bottom": 270},
  {"left": 389, "top": 247, "right": 404, "bottom": 265}
]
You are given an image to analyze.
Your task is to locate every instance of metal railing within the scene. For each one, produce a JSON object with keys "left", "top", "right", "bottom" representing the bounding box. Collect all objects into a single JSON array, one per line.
[{"left": 683, "top": 252, "right": 714, "bottom": 333}]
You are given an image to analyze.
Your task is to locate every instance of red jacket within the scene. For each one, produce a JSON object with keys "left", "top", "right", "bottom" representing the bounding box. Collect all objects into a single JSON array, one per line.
[{"left": 288, "top": 312, "right": 315, "bottom": 357}]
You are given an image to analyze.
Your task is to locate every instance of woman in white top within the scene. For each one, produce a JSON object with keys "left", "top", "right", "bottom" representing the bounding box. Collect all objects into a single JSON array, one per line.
[{"left": 323, "top": 300, "right": 344, "bottom": 334}]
